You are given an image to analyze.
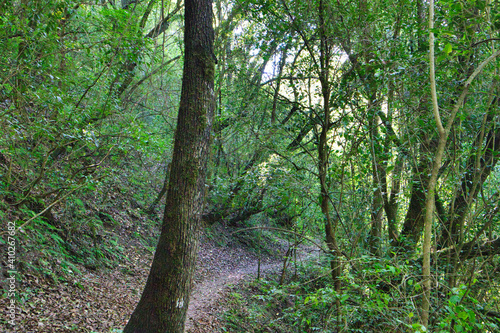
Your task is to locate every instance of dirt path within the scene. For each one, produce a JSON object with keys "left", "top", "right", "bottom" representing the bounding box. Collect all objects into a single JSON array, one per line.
[
  {"left": 186, "top": 258, "right": 282, "bottom": 332},
  {"left": 185, "top": 241, "right": 285, "bottom": 332},
  {"left": 186, "top": 241, "right": 319, "bottom": 332},
  {"left": 0, "top": 231, "right": 316, "bottom": 333}
]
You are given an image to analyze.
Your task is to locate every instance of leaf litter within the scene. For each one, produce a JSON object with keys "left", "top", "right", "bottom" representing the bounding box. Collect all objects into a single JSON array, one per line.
[{"left": 0, "top": 229, "right": 297, "bottom": 333}]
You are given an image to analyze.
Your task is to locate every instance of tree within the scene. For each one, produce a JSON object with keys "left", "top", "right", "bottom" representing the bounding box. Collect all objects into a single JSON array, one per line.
[
  {"left": 123, "top": 0, "right": 216, "bottom": 331},
  {"left": 421, "top": 0, "right": 500, "bottom": 327}
]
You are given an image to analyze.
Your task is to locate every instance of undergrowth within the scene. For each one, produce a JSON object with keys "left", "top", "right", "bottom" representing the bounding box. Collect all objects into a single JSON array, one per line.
[
  {"left": 220, "top": 255, "right": 500, "bottom": 333},
  {"left": 0, "top": 161, "right": 163, "bottom": 285}
]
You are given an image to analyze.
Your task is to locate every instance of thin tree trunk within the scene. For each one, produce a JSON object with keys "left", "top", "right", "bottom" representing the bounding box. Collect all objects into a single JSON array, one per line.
[
  {"left": 146, "top": 163, "right": 170, "bottom": 215},
  {"left": 123, "top": 0, "right": 215, "bottom": 331},
  {"left": 384, "top": 154, "right": 402, "bottom": 244},
  {"left": 271, "top": 45, "right": 289, "bottom": 125},
  {"left": 317, "top": 0, "right": 341, "bottom": 319},
  {"left": 421, "top": 2, "right": 443, "bottom": 326},
  {"left": 422, "top": 3, "right": 500, "bottom": 326},
  {"left": 368, "top": 110, "right": 384, "bottom": 256}
]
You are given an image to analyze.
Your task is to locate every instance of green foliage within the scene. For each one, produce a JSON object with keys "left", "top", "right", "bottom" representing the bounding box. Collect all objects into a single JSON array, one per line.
[
  {"left": 1, "top": 0, "right": 500, "bottom": 330},
  {"left": 222, "top": 254, "right": 499, "bottom": 332},
  {"left": 0, "top": 0, "right": 183, "bottom": 284},
  {"left": 435, "top": 284, "right": 486, "bottom": 332}
]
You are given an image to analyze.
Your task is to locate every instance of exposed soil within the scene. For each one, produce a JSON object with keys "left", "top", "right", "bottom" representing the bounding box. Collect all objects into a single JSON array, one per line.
[
  {"left": 185, "top": 241, "right": 286, "bottom": 333},
  {"left": 0, "top": 227, "right": 300, "bottom": 333},
  {"left": 186, "top": 238, "right": 319, "bottom": 333}
]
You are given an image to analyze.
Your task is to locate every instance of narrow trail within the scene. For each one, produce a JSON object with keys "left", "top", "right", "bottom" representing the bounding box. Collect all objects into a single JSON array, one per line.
[
  {"left": 0, "top": 230, "right": 317, "bottom": 333},
  {"left": 186, "top": 241, "right": 319, "bottom": 332},
  {"left": 185, "top": 240, "right": 285, "bottom": 332},
  {"left": 185, "top": 259, "right": 282, "bottom": 332}
]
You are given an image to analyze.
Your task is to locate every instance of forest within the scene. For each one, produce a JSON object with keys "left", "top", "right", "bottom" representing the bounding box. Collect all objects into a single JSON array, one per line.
[{"left": 1, "top": 0, "right": 500, "bottom": 332}]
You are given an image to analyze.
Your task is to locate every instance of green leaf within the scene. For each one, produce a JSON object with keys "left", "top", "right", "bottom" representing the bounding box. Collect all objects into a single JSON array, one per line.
[
  {"left": 444, "top": 43, "right": 453, "bottom": 55},
  {"left": 457, "top": 311, "right": 468, "bottom": 320},
  {"left": 449, "top": 295, "right": 460, "bottom": 304}
]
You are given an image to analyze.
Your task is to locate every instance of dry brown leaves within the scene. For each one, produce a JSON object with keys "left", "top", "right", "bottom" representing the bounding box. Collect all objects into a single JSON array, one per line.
[{"left": 0, "top": 232, "right": 287, "bottom": 333}]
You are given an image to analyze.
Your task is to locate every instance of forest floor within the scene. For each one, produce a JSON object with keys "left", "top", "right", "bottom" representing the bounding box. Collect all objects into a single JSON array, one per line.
[
  {"left": 1, "top": 224, "right": 316, "bottom": 333},
  {"left": 185, "top": 239, "right": 287, "bottom": 333}
]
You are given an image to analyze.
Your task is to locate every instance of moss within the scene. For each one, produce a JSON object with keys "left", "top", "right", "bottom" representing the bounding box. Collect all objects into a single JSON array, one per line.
[{"left": 181, "top": 158, "right": 199, "bottom": 186}]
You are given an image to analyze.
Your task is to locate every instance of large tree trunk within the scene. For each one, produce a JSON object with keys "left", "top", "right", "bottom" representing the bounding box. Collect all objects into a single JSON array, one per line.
[
  {"left": 398, "top": 162, "right": 429, "bottom": 246},
  {"left": 397, "top": 137, "right": 435, "bottom": 248},
  {"left": 123, "top": 0, "right": 215, "bottom": 331}
]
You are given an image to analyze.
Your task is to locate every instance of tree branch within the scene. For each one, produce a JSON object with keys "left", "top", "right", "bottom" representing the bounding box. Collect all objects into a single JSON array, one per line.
[{"left": 145, "top": 0, "right": 182, "bottom": 39}]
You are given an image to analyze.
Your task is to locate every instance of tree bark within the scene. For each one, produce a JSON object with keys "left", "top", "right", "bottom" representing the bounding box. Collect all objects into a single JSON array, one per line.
[
  {"left": 123, "top": 0, "right": 215, "bottom": 331},
  {"left": 398, "top": 162, "right": 429, "bottom": 247},
  {"left": 422, "top": 2, "right": 440, "bottom": 326},
  {"left": 317, "top": 0, "right": 341, "bottom": 300},
  {"left": 383, "top": 154, "right": 402, "bottom": 244},
  {"left": 368, "top": 109, "right": 384, "bottom": 256}
]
